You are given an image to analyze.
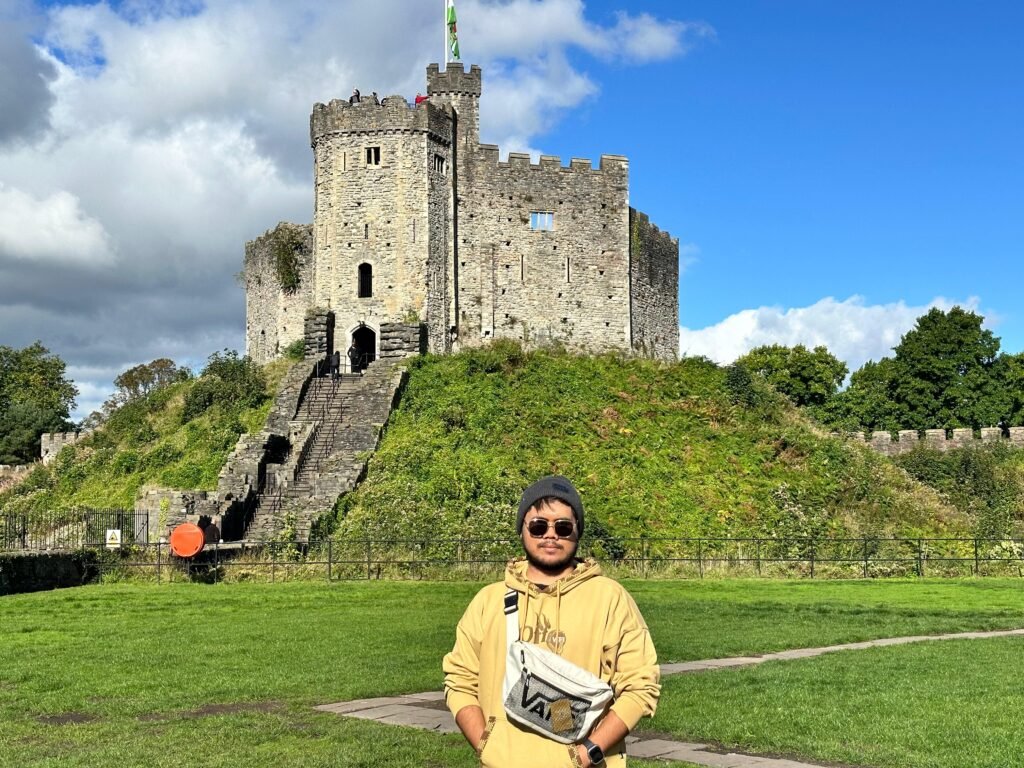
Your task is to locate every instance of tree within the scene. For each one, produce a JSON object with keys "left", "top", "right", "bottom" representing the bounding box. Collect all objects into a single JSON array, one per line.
[
  {"left": 108, "top": 359, "right": 188, "bottom": 407},
  {"left": 736, "top": 344, "right": 848, "bottom": 408},
  {"left": 0, "top": 342, "right": 78, "bottom": 463},
  {"left": 832, "top": 307, "right": 1017, "bottom": 432}
]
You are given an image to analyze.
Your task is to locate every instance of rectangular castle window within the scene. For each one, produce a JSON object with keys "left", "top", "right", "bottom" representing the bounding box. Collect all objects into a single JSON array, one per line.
[
  {"left": 432, "top": 154, "right": 447, "bottom": 175},
  {"left": 366, "top": 146, "right": 381, "bottom": 166},
  {"left": 530, "top": 211, "right": 554, "bottom": 231}
]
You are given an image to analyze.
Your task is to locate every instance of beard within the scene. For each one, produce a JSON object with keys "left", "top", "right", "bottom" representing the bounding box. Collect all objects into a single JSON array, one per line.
[{"left": 524, "top": 540, "right": 579, "bottom": 575}]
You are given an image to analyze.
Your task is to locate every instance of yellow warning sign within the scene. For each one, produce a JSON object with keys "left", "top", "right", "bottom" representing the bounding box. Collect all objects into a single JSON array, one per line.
[{"left": 105, "top": 529, "right": 122, "bottom": 549}]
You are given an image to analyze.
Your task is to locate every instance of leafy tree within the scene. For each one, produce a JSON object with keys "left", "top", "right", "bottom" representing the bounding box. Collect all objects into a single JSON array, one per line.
[
  {"left": 736, "top": 344, "right": 848, "bottom": 408},
  {"left": 0, "top": 342, "right": 78, "bottom": 463},
  {"left": 110, "top": 359, "right": 188, "bottom": 406},
  {"left": 827, "top": 307, "right": 1018, "bottom": 432}
]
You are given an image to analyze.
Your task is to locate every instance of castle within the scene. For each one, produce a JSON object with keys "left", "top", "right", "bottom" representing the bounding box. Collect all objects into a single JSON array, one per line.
[{"left": 244, "top": 64, "right": 679, "bottom": 367}]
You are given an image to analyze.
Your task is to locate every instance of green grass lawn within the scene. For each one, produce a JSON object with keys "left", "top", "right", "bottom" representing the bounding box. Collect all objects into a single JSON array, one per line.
[
  {"left": 1, "top": 579, "right": 1023, "bottom": 766},
  {"left": 645, "top": 637, "right": 1024, "bottom": 768}
]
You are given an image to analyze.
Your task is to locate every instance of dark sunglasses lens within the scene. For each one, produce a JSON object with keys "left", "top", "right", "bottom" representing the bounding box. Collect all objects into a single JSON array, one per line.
[
  {"left": 553, "top": 520, "right": 575, "bottom": 537},
  {"left": 527, "top": 519, "right": 549, "bottom": 537}
]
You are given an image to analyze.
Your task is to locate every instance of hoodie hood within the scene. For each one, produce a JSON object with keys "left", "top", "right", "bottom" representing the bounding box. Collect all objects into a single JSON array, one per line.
[{"left": 503, "top": 556, "right": 602, "bottom": 595}]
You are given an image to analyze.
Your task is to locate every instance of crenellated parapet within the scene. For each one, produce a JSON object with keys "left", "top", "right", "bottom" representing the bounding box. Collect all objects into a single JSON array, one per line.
[
  {"left": 841, "top": 427, "right": 1024, "bottom": 457},
  {"left": 472, "top": 145, "right": 629, "bottom": 179},
  {"left": 426, "top": 62, "right": 482, "bottom": 96},
  {"left": 309, "top": 97, "right": 453, "bottom": 147},
  {"left": 40, "top": 431, "right": 92, "bottom": 465}
]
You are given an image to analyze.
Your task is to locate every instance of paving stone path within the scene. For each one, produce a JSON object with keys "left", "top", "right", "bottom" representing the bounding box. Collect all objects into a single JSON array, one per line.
[{"left": 315, "top": 627, "right": 1024, "bottom": 767}]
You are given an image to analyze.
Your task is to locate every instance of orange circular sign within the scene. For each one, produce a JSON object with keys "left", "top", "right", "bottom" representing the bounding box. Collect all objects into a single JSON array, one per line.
[{"left": 169, "top": 523, "right": 205, "bottom": 558}]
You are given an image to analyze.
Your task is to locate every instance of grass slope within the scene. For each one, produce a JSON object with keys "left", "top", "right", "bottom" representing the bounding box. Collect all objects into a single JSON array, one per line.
[
  {"left": 0, "top": 360, "right": 290, "bottom": 516},
  {"left": 331, "top": 343, "right": 964, "bottom": 544}
]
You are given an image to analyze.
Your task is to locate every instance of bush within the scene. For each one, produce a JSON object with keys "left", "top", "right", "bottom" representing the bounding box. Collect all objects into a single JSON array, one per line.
[
  {"left": 181, "top": 350, "right": 267, "bottom": 423},
  {"left": 284, "top": 339, "right": 306, "bottom": 361}
]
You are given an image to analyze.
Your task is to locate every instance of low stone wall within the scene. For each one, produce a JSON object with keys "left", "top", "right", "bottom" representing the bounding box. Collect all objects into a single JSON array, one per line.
[
  {"left": 0, "top": 550, "right": 103, "bottom": 595},
  {"left": 0, "top": 465, "right": 32, "bottom": 493},
  {"left": 380, "top": 323, "right": 424, "bottom": 359},
  {"left": 842, "top": 427, "right": 1024, "bottom": 457}
]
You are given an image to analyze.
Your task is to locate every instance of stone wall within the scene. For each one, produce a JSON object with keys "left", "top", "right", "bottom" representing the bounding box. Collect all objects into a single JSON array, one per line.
[
  {"left": 845, "top": 427, "right": 1024, "bottom": 457},
  {"left": 244, "top": 222, "right": 314, "bottom": 365},
  {"left": 629, "top": 209, "right": 679, "bottom": 360},
  {"left": 457, "top": 148, "right": 632, "bottom": 354},
  {"left": 40, "top": 431, "right": 90, "bottom": 465},
  {"left": 380, "top": 323, "right": 425, "bottom": 359},
  {"left": 0, "top": 465, "right": 32, "bottom": 492}
]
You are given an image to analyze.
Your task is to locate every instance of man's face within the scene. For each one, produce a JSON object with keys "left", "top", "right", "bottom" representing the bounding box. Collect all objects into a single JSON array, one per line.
[{"left": 521, "top": 498, "right": 579, "bottom": 573}]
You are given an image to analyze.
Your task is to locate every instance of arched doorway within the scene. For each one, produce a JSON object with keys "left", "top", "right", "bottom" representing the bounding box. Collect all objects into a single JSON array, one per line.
[{"left": 349, "top": 324, "right": 377, "bottom": 373}]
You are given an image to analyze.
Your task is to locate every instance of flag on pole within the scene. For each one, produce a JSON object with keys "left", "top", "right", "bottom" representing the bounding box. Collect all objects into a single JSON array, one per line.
[{"left": 447, "top": 0, "right": 460, "bottom": 61}]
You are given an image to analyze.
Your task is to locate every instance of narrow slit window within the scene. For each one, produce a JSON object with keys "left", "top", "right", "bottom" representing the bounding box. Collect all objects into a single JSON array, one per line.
[
  {"left": 366, "top": 146, "right": 381, "bottom": 165},
  {"left": 358, "top": 263, "right": 373, "bottom": 298},
  {"left": 432, "top": 154, "right": 447, "bottom": 175},
  {"left": 530, "top": 211, "right": 554, "bottom": 231},
  {"left": 364, "top": 223, "right": 369, "bottom": 239},
  {"left": 520, "top": 254, "right": 525, "bottom": 282},
  {"left": 565, "top": 257, "right": 570, "bottom": 283}
]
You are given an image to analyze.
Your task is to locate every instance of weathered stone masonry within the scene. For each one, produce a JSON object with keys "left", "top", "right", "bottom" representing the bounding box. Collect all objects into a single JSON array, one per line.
[{"left": 245, "top": 64, "right": 680, "bottom": 364}]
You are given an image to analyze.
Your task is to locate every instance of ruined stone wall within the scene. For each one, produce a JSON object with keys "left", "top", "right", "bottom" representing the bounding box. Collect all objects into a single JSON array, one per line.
[
  {"left": 629, "top": 209, "right": 679, "bottom": 360},
  {"left": 457, "top": 148, "right": 631, "bottom": 353},
  {"left": 40, "top": 431, "right": 89, "bottom": 465},
  {"left": 244, "top": 223, "right": 314, "bottom": 365},
  {"left": 310, "top": 96, "right": 453, "bottom": 358},
  {"left": 845, "top": 427, "right": 1024, "bottom": 457},
  {"left": 0, "top": 465, "right": 32, "bottom": 493}
]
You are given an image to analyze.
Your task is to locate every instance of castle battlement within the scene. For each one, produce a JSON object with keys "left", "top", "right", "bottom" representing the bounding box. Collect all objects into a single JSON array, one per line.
[
  {"left": 631, "top": 210, "right": 679, "bottom": 246},
  {"left": 841, "top": 427, "right": 1024, "bottom": 457},
  {"left": 427, "top": 62, "right": 482, "bottom": 96},
  {"left": 310, "top": 97, "right": 452, "bottom": 146},
  {"left": 474, "top": 145, "right": 628, "bottom": 177}
]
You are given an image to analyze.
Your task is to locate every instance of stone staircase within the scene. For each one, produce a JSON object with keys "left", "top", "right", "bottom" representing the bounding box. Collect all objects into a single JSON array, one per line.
[{"left": 243, "top": 359, "right": 406, "bottom": 543}]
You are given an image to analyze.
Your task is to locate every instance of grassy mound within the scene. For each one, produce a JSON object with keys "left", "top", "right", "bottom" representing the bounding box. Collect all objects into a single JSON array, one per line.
[
  {"left": 0, "top": 359, "right": 290, "bottom": 516},
  {"left": 330, "top": 342, "right": 963, "bottom": 543}
]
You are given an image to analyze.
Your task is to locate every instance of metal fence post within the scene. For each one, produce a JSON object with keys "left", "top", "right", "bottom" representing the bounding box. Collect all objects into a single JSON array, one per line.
[
  {"left": 271, "top": 543, "right": 276, "bottom": 583},
  {"left": 157, "top": 541, "right": 162, "bottom": 583},
  {"left": 809, "top": 540, "right": 815, "bottom": 579},
  {"left": 697, "top": 539, "right": 703, "bottom": 579},
  {"left": 917, "top": 538, "right": 923, "bottom": 578},
  {"left": 974, "top": 538, "right": 979, "bottom": 576},
  {"left": 328, "top": 539, "right": 333, "bottom": 582},
  {"left": 863, "top": 536, "right": 869, "bottom": 579},
  {"left": 755, "top": 538, "right": 761, "bottom": 576},
  {"left": 366, "top": 538, "right": 372, "bottom": 580}
]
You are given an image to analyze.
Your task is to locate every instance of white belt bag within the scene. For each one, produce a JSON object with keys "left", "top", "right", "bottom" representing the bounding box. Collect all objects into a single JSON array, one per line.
[{"left": 501, "top": 589, "right": 613, "bottom": 744}]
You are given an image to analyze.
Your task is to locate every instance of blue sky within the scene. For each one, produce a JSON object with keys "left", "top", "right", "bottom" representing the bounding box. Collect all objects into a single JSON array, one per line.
[
  {"left": 537, "top": 0, "right": 1023, "bottom": 360},
  {"left": 0, "top": 0, "right": 1021, "bottom": 419}
]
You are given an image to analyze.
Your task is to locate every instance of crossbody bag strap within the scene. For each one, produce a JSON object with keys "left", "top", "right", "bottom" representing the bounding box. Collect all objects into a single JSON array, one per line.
[{"left": 503, "top": 589, "right": 519, "bottom": 652}]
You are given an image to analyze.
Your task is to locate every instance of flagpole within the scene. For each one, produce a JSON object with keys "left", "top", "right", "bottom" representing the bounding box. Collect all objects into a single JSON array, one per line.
[{"left": 443, "top": 0, "right": 447, "bottom": 66}]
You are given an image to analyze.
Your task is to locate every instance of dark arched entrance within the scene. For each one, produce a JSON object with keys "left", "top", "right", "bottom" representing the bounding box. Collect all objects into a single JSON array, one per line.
[{"left": 350, "top": 325, "right": 377, "bottom": 373}]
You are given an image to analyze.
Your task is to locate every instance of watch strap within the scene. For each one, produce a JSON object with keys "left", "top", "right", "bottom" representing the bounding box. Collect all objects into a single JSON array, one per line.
[{"left": 583, "top": 738, "right": 605, "bottom": 765}]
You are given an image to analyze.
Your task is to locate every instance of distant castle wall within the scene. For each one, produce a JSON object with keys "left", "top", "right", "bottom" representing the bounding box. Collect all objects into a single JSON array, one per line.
[
  {"left": 842, "top": 427, "right": 1024, "bottom": 457},
  {"left": 40, "top": 431, "right": 90, "bottom": 465},
  {"left": 0, "top": 464, "right": 32, "bottom": 492},
  {"left": 245, "top": 223, "right": 314, "bottom": 365},
  {"left": 629, "top": 209, "right": 680, "bottom": 359}
]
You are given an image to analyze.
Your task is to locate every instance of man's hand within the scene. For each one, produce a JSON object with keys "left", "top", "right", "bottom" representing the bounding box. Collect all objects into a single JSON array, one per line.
[{"left": 575, "top": 743, "right": 593, "bottom": 767}]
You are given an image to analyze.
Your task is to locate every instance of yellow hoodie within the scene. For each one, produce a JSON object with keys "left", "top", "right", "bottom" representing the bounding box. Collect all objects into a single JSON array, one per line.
[{"left": 443, "top": 558, "right": 660, "bottom": 767}]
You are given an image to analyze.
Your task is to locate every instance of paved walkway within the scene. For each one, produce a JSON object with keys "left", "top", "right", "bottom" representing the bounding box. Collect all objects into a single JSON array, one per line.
[{"left": 315, "top": 627, "right": 1024, "bottom": 768}]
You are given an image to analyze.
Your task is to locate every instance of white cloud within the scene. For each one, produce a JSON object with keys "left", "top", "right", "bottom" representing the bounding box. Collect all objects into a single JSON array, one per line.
[
  {"left": 0, "top": 183, "right": 114, "bottom": 264},
  {"left": 679, "top": 295, "right": 985, "bottom": 372}
]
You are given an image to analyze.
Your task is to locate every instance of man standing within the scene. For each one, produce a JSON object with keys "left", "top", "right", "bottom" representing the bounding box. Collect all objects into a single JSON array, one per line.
[{"left": 443, "top": 476, "right": 660, "bottom": 767}]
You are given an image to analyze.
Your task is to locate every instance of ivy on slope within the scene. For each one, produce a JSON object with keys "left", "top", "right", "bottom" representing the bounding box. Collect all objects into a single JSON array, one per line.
[
  {"left": 332, "top": 342, "right": 963, "bottom": 544},
  {"left": 0, "top": 360, "right": 290, "bottom": 516}
]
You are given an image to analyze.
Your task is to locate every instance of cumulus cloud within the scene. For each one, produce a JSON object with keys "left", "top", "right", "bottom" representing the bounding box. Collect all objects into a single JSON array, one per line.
[
  {"left": 0, "top": 183, "right": 114, "bottom": 265},
  {"left": 0, "top": 0, "right": 707, "bottom": 421},
  {"left": 679, "top": 295, "right": 986, "bottom": 373}
]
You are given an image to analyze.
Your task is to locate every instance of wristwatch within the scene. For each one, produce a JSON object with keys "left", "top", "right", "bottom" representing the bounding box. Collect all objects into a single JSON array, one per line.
[{"left": 582, "top": 738, "right": 605, "bottom": 765}]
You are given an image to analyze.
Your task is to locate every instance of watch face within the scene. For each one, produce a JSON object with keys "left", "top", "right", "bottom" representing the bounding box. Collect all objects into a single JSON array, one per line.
[{"left": 587, "top": 743, "right": 604, "bottom": 763}]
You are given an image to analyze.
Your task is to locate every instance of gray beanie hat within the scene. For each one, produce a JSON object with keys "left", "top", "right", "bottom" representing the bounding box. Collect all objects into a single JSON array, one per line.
[{"left": 516, "top": 475, "right": 585, "bottom": 537}]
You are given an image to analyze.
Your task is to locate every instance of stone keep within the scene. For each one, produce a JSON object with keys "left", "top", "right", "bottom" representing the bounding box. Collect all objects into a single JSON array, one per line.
[{"left": 245, "top": 64, "right": 680, "bottom": 364}]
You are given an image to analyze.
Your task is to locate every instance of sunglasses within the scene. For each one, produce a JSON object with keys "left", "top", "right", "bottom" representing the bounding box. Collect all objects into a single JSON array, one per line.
[{"left": 525, "top": 518, "right": 576, "bottom": 539}]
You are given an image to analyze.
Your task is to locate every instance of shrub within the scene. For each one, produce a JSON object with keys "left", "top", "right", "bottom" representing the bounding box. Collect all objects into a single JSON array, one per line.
[{"left": 181, "top": 350, "right": 267, "bottom": 423}]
